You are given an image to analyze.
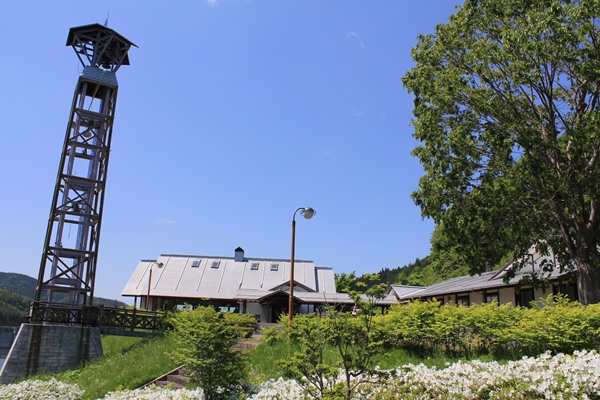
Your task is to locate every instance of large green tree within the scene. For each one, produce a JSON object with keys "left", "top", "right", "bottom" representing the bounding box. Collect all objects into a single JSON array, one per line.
[{"left": 402, "top": 0, "right": 600, "bottom": 303}]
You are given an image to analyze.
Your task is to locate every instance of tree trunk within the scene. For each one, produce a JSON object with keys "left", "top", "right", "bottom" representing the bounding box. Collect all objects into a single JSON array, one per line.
[{"left": 575, "top": 257, "right": 600, "bottom": 305}]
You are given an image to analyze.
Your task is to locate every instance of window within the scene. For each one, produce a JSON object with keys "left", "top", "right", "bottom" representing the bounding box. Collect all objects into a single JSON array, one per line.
[
  {"left": 553, "top": 282, "right": 578, "bottom": 301},
  {"left": 485, "top": 292, "right": 499, "bottom": 304},
  {"left": 250, "top": 262, "right": 259, "bottom": 270},
  {"left": 456, "top": 295, "right": 470, "bottom": 306},
  {"left": 191, "top": 260, "right": 200, "bottom": 268},
  {"left": 211, "top": 261, "right": 220, "bottom": 269},
  {"left": 270, "top": 263, "right": 279, "bottom": 271},
  {"left": 517, "top": 288, "right": 535, "bottom": 308}
]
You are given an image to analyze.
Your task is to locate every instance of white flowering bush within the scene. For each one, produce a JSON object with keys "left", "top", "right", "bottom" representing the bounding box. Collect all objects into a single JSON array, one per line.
[
  {"left": 0, "top": 378, "right": 83, "bottom": 400},
  {"left": 100, "top": 385, "right": 203, "bottom": 400},
  {"left": 2, "top": 351, "right": 599, "bottom": 399},
  {"left": 248, "top": 350, "right": 600, "bottom": 400},
  {"left": 367, "top": 350, "right": 600, "bottom": 400},
  {"left": 249, "top": 378, "right": 305, "bottom": 400}
]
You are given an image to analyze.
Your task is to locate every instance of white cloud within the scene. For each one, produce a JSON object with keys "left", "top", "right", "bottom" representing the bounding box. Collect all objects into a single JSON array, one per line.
[
  {"left": 347, "top": 31, "right": 366, "bottom": 50},
  {"left": 207, "top": 0, "right": 220, "bottom": 7},
  {"left": 156, "top": 218, "right": 176, "bottom": 225},
  {"left": 321, "top": 150, "right": 337, "bottom": 162},
  {"left": 350, "top": 107, "right": 367, "bottom": 117}
]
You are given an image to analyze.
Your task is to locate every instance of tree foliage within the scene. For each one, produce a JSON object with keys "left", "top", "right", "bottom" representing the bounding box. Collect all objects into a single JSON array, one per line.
[
  {"left": 279, "top": 313, "right": 341, "bottom": 399},
  {"left": 282, "top": 275, "right": 388, "bottom": 400},
  {"left": 402, "top": 0, "right": 600, "bottom": 303},
  {"left": 334, "top": 271, "right": 360, "bottom": 294},
  {"left": 426, "top": 223, "right": 473, "bottom": 281},
  {"left": 0, "top": 288, "right": 31, "bottom": 326},
  {"left": 168, "top": 306, "right": 246, "bottom": 400},
  {"left": 333, "top": 278, "right": 388, "bottom": 400}
]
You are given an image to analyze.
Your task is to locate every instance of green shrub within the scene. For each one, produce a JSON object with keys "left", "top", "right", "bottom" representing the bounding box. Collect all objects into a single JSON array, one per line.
[
  {"left": 262, "top": 325, "right": 286, "bottom": 344},
  {"left": 379, "top": 300, "right": 441, "bottom": 353},
  {"left": 223, "top": 312, "right": 257, "bottom": 338},
  {"left": 168, "top": 306, "right": 247, "bottom": 400},
  {"left": 378, "top": 296, "right": 600, "bottom": 358},
  {"left": 466, "top": 302, "right": 523, "bottom": 355},
  {"left": 279, "top": 313, "right": 340, "bottom": 399},
  {"left": 512, "top": 295, "right": 594, "bottom": 354}
]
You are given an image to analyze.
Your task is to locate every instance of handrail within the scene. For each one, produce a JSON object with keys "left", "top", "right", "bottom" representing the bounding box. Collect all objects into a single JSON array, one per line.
[{"left": 28, "top": 302, "right": 162, "bottom": 332}]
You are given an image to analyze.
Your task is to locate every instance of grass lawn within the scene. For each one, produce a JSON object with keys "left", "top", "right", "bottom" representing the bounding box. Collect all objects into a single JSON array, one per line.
[
  {"left": 244, "top": 336, "right": 503, "bottom": 385},
  {"left": 33, "top": 329, "right": 512, "bottom": 399},
  {"left": 45, "top": 334, "right": 180, "bottom": 400}
]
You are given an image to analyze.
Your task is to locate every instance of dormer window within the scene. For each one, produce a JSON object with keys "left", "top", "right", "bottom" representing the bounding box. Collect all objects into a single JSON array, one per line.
[
  {"left": 270, "top": 263, "right": 279, "bottom": 271},
  {"left": 250, "top": 262, "right": 259, "bottom": 271},
  {"left": 211, "top": 261, "right": 220, "bottom": 269}
]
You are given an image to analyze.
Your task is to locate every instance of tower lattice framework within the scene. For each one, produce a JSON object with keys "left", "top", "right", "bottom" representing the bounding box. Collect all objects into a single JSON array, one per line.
[{"left": 35, "top": 24, "right": 136, "bottom": 307}]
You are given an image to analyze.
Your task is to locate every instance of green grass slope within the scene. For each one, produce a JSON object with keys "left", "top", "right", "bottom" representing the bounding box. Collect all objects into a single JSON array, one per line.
[{"left": 48, "top": 334, "right": 179, "bottom": 400}]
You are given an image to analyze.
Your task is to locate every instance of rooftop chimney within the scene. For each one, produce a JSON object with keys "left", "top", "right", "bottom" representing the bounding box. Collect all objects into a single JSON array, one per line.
[{"left": 234, "top": 247, "right": 245, "bottom": 262}]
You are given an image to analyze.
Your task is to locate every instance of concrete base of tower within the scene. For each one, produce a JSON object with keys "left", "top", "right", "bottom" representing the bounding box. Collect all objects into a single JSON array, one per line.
[{"left": 0, "top": 323, "right": 103, "bottom": 384}]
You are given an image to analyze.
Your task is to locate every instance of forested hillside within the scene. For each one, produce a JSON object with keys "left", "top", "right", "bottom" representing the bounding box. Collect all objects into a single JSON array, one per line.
[
  {"left": 336, "top": 256, "right": 470, "bottom": 294},
  {"left": 0, "top": 288, "right": 31, "bottom": 325},
  {"left": 368, "top": 224, "right": 511, "bottom": 289},
  {"left": 372, "top": 255, "right": 469, "bottom": 287},
  {"left": 336, "top": 225, "right": 513, "bottom": 293},
  {"left": 0, "top": 272, "right": 129, "bottom": 326},
  {"left": 0, "top": 272, "right": 36, "bottom": 298}
]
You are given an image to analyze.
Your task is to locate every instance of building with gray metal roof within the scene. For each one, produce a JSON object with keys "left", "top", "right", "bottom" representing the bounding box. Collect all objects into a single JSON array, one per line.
[
  {"left": 122, "top": 247, "right": 395, "bottom": 322},
  {"left": 393, "top": 249, "right": 577, "bottom": 307},
  {"left": 122, "top": 246, "right": 578, "bottom": 320}
]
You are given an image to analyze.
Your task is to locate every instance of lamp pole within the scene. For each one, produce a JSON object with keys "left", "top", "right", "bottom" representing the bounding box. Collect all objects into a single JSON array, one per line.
[
  {"left": 288, "top": 207, "right": 315, "bottom": 333},
  {"left": 146, "top": 261, "right": 163, "bottom": 310}
]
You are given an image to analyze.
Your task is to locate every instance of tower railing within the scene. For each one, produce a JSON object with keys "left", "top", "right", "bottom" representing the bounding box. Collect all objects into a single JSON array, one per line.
[{"left": 28, "top": 302, "right": 162, "bottom": 335}]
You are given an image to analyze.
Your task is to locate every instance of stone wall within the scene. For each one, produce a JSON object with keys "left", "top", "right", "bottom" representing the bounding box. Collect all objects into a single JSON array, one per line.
[{"left": 0, "top": 323, "right": 103, "bottom": 384}]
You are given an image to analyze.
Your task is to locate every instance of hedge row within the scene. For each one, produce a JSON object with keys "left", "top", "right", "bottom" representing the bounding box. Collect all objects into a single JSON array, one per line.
[{"left": 376, "top": 296, "right": 600, "bottom": 356}]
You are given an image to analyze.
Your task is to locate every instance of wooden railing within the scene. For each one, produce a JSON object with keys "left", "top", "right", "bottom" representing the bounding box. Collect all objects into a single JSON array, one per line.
[{"left": 29, "top": 302, "right": 162, "bottom": 335}]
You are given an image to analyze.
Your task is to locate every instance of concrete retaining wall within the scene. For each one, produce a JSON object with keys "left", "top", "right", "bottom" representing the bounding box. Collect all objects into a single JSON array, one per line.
[{"left": 0, "top": 323, "right": 103, "bottom": 384}]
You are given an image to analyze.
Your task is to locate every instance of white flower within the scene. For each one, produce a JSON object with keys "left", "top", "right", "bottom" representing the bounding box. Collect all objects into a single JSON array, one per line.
[
  {"left": 0, "top": 378, "right": 83, "bottom": 400},
  {"left": 4, "top": 351, "right": 600, "bottom": 399}
]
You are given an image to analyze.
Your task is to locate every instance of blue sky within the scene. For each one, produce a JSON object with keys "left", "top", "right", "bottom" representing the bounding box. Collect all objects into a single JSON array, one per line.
[{"left": 0, "top": 1, "right": 461, "bottom": 302}]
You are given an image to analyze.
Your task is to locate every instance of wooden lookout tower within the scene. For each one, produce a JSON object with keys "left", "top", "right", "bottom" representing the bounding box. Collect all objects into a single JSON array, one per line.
[
  {"left": 35, "top": 24, "right": 136, "bottom": 307},
  {"left": 0, "top": 23, "right": 136, "bottom": 384}
]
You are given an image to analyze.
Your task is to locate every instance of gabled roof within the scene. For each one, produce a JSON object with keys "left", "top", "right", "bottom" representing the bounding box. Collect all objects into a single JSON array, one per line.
[
  {"left": 121, "top": 253, "right": 336, "bottom": 301},
  {"left": 388, "top": 284, "right": 426, "bottom": 299},
  {"left": 398, "top": 249, "right": 571, "bottom": 300}
]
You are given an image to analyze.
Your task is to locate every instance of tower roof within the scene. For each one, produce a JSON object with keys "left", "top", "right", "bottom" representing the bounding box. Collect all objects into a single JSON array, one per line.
[{"left": 66, "top": 23, "right": 137, "bottom": 70}]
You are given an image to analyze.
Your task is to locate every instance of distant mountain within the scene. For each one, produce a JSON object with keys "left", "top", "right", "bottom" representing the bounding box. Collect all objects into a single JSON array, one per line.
[
  {"left": 0, "top": 272, "right": 36, "bottom": 298},
  {"left": 0, "top": 272, "right": 128, "bottom": 326}
]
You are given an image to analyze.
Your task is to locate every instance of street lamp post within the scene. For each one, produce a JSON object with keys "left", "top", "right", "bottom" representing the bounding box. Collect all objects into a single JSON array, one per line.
[
  {"left": 288, "top": 207, "right": 315, "bottom": 332},
  {"left": 146, "top": 261, "right": 163, "bottom": 310}
]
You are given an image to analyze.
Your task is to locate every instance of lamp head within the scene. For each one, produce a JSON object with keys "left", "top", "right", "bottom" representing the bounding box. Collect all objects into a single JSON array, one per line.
[{"left": 301, "top": 207, "right": 315, "bottom": 220}]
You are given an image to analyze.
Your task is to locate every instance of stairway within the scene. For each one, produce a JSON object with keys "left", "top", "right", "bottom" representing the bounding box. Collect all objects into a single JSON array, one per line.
[
  {"left": 234, "top": 331, "right": 265, "bottom": 350},
  {"left": 140, "top": 325, "right": 273, "bottom": 389},
  {"left": 142, "top": 365, "right": 191, "bottom": 389}
]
